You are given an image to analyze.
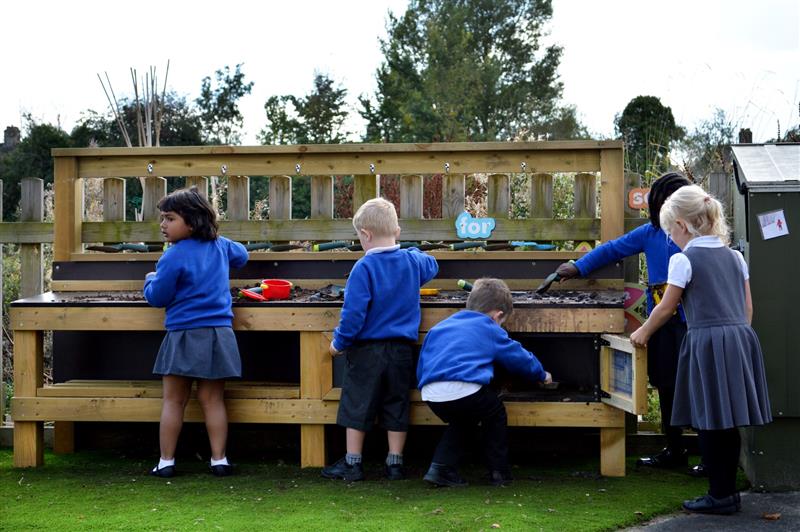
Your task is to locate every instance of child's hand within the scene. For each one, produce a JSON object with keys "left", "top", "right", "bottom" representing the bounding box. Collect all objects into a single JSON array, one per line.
[
  {"left": 329, "top": 342, "right": 342, "bottom": 357},
  {"left": 543, "top": 371, "right": 553, "bottom": 384},
  {"left": 630, "top": 327, "right": 649, "bottom": 348}
]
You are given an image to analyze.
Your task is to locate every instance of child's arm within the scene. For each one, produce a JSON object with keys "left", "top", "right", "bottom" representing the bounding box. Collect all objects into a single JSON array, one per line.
[
  {"left": 744, "top": 280, "right": 753, "bottom": 324},
  {"left": 493, "top": 329, "right": 548, "bottom": 383},
  {"left": 411, "top": 248, "right": 439, "bottom": 285},
  {"left": 331, "top": 263, "right": 370, "bottom": 353},
  {"left": 143, "top": 252, "right": 180, "bottom": 308},
  {"left": 227, "top": 238, "right": 249, "bottom": 268},
  {"left": 565, "top": 224, "right": 648, "bottom": 278},
  {"left": 630, "top": 284, "right": 683, "bottom": 347}
]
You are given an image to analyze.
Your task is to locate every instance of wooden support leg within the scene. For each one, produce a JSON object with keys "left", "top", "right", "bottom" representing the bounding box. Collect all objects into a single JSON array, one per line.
[
  {"left": 13, "top": 330, "right": 44, "bottom": 467},
  {"left": 54, "top": 421, "right": 76, "bottom": 454},
  {"left": 600, "top": 426, "right": 626, "bottom": 477},
  {"left": 299, "top": 332, "right": 333, "bottom": 468}
]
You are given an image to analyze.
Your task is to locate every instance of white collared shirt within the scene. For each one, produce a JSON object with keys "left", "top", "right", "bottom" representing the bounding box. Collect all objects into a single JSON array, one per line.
[
  {"left": 667, "top": 235, "right": 749, "bottom": 288},
  {"left": 364, "top": 244, "right": 400, "bottom": 255}
]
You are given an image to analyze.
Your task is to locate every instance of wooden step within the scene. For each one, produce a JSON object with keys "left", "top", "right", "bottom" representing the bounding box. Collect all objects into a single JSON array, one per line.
[{"left": 38, "top": 380, "right": 300, "bottom": 399}]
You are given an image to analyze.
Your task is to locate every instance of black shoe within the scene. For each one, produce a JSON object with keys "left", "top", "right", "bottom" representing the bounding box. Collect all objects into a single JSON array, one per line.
[
  {"left": 149, "top": 465, "right": 175, "bottom": 478},
  {"left": 210, "top": 464, "right": 234, "bottom": 477},
  {"left": 637, "top": 448, "right": 689, "bottom": 469},
  {"left": 682, "top": 494, "right": 739, "bottom": 515},
  {"left": 321, "top": 457, "right": 365, "bottom": 481},
  {"left": 423, "top": 463, "right": 467, "bottom": 488},
  {"left": 384, "top": 463, "right": 405, "bottom": 480},
  {"left": 688, "top": 463, "right": 708, "bottom": 477},
  {"left": 488, "top": 470, "right": 513, "bottom": 487}
]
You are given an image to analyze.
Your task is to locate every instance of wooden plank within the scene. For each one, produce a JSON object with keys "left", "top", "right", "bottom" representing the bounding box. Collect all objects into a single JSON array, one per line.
[
  {"left": 227, "top": 175, "right": 250, "bottom": 221},
  {"left": 487, "top": 173, "right": 510, "bottom": 218},
  {"left": 0, "top": 222, "right": 54, "bottom": 243},
  {"left": 300, "top": 332, "right": 333, "bottom": 399},
  {"left": 103, "top": 177, "right": 126, "bottom": 221},
  {"left": 601, "top": 334, "right": 634, "bottom": 354},
  {"left": 53, "top": 422, "right": 75, "bottom": 454},
  {"left": 441, "top": 174, "right": 465, "bottom": 218},
  {"left": 81, "top": 217, "right": 602, "bottom": 243},
  {"left": 530, "top": 173, "right": 553, "bottom": 218},
  {"left": 600, "top": 149, "right": 624, "bottom": 242},
  {"left": 268, "top": 175, "right": 292, "bottom": 220},
  {"left": 623, "top": 172, "right": 642, "bottom": 283},
  {"left": 573, "top": 172, "right": 597, "bottom": 218},
  {"left": 141, "top": 176, "right": 167, "bottom": 221},
  {"left": 184, "top": 176, "right": 208, "bottom": 197},
  {"left": 37, "top": 383, "right": 300, "bottom": 399},
  {"left": 20, "top": 177, "right": 44, "bottom": 298},
  {"left": 400, "top": 175, "right": 423, "bottom": 219},
  {"left": 53, "top": 140, "right": 623, "bottom": 157},
  {"left": 600, "top": 426, "right": 626, "bottom": 477},
  {"left": 12, "top": 330, "right": 44, "bottom": 467},
  {"left": 353, "top": 174, "right": 378, "bottom": 213},
  {"left": 310, "top": 176, "right": 334, "bottom": 219},
  {"left": 53, "top": 157, "right": 81, "bottom": 261}
]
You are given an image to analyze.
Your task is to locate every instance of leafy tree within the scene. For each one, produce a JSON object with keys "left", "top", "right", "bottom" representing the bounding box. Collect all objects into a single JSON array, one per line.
[
  {"left": 615, "top": 95, "right": 684, "bottom": 180},
  {"left": 0, "top": 116, "right": 71, "bottom": 220},
  {"left": 359, "top": 0, "right": 585, "bottom": 142},
  {"left": 196, "top": 64, "right": 254, "bottom": 144},
  {"left": 259, "top": 74, "right": 350, "bottom": 218},
  {"left": 677, "top": 108, "right": 735, "bottom": 181}
]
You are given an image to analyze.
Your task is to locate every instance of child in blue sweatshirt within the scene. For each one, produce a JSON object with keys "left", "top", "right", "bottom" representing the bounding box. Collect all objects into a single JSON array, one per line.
[
  {"left": 417, "top": 278, "right": 551, "bottom": 487},
  {"left": 322, "top": 198, "right": 438, "bottom": 482}
]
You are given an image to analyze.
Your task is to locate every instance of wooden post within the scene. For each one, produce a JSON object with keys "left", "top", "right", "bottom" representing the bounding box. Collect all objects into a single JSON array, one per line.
[
  {"left": 530, "top": 173, "right": 553, "bottom": 218},
  {"left": 141, "top": 177, "right": 167, "bottom": 222},
  {"left": 13, "top": 330, "right": 44, "bottom": 467},
  {"left": 227, "top": 176, "right": 250, "bottom": 221},
  {"left": 600, "top": 422, "right": 626, "bottom": 477},
  {"left": 600, "top": 149, "right": 624, "bottom": 242},
  {"left": 299, "top": 332, "right": 332, "bottom": 467},
  {"left": 310, "top": 176, "right": 334, "bottom": 219},
  {"left": 709, "top": 171, "right": 731, "bottom": 217},
  {"left": 623, "top": 172, "right": 642, "bottom": 284},
  {"left": 487, "top": 174, "right": 510, "bottom": 219},
  {"left": 103, "top": 177, "right": 126, "bottom": 222},
  {"left": 573, "top": 173, "right": 597, "bottom": 219},
  {"left": 53, "top": 157, "right": 82, "bottom": 261},
  {"left": 441, "top": 174, "right": 465, "bottom": 218},
  {"left": 20, "top": 178, "right": 43, "bottom": 298},
  {"left": 185, "top": 176, "right": 208, "bottom": 197},
  {"left": 269, "top": 176, "right": 292, "bottom": 220},
  {"left": 353, "top": 175, "right": 379, "bottom": 214},
  {"left": 400, "top": 175, "right": 423, "bottom": 220}
]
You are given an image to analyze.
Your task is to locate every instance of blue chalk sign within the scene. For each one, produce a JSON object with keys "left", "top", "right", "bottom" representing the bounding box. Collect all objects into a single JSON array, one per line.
[{"left": 455, "top": 211, "right": 496, "bottom": 239}]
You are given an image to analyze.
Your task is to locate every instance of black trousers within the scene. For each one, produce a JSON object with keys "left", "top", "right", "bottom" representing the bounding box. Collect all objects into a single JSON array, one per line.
[
  {"left": 698, "top": 429, "right": 741, "bottom": 498},
  {"left": 658, "top": 385, "right": 684, "bottom": 452},
  {"left": 426, "top": 386, "right": 508, "bottom": 473},
  {"left": 648, "top": 314, "right": 687, "bottom": 452}
]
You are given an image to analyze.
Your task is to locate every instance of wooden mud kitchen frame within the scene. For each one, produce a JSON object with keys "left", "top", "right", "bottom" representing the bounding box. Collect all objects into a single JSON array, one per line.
[{"left": 10, "top": 141, "right": 646, "bottom": 476}]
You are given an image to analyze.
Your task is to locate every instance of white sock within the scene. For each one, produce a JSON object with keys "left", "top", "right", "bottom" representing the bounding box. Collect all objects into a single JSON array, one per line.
[
  {"left": 210, "top": 456, "right": 229, "bottom": 467},
  {"left": 156, "top": 458, "right": 175, "bottom": 470}
]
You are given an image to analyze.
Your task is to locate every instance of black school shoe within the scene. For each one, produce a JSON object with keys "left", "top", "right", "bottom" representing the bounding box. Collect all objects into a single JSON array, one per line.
[
  {"left": 488, "top": 470, "right": 513, "bottom": 487},
  {"left": 423, "top": 463, "right": 468, "bottom": 488},
  {"left": 384, "top": 463, "right": 406, "bottom": 480},
  {"left": 321, "top": 457, "right": 365, "bottom": 481},
  {"left": 636, "top": 448, "right": 689, "bottom": 469},
  {"left": 688, "top": 463, "right": 708, "bottom": 477},
  {"left": 210, "top": 464, "right": 234, "bottom": 477},
  {"left": 149, "top": 465, "right": 175, "bottom": 478},
  {"left": 682, "top": 493, "right": 739, "bottom": 515}
]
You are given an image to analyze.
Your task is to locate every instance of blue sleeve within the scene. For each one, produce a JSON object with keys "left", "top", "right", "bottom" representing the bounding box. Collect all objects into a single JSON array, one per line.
[
  {"left": 227, "top": 238, "right": 249, "bottom": 268},
  {"left": 574, "top": 224, "right": 648, "bottom": 276},
  {"left": 143, "top": 249, "right": 180, "bottom": 308},
  {"left": 332, "top": 262, "right": 370, "bottom": 352},
  {"left": 411, "top": 248, "right": 439, "bottom": 285},
  {"left": 493, "top": 327, "right": 546, "bottom": 382}
]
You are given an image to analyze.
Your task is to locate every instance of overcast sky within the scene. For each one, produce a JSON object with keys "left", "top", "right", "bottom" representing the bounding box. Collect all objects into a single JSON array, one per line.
[{"left": 1, "top": 0, "right": 798, "bottom": 145}]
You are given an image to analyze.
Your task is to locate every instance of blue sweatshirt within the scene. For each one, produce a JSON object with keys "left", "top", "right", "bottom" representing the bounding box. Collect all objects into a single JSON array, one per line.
[
  {"left": 144, "top": 236, "right": 248, "bottom": 330},
  {"left": 332, "top": 246, "right": 439, "bottom": 352},
  {"left": 417, "top": 310, "right": 546, "bottom": 387},
  {"left": 574, "top": 222, "right": 682, "bottom": 316}
]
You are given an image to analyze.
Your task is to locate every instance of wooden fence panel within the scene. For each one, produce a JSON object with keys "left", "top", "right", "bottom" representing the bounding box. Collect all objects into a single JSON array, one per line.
[
  {"left": 310, "top": 176, "right": 333, "bottom": 219},
  {"left": 227, "top": 176, "right": 250, "bottom": 221},
  {"left": 531, "top": 173, "right": 553, "bottom": 218},
  {"left": 20, "top": 178, "right": 44, "bottom": 298},
  {"left": 400, "top": 175, "right": 423, "bottom": 219},
  {"left": 141, "top": 177, "right": 167, "bottom": 222},
  {"left": 269, "top": 176, "right": 292, "bottom": 220},
  {"left": 442, "top": 174, "right": 465, "bottom": 218},
  {"left": 353, "top": 175, "right": 379, "bottom": 213},
  {"left": 487, "top": 174, "right": 510, "bottom": 219},
  {"left": 573, "top": 173, "right": 597, "bottom": 218},
  {"left": 185, "top": 176, "right": 208, "bottom": 197}
]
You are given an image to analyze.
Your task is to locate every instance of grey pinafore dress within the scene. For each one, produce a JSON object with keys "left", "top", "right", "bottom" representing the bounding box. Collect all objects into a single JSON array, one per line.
[{"left": 671, "top": 246, "right": 772, "bottom": 430}]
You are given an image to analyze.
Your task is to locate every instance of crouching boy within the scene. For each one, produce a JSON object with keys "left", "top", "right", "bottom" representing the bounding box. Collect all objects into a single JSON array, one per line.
[
  {"left": 417, "top": 278, "right": 551, "bottom": 487},
  {"left": 322, "top": 198, "right": 439, "bottom": 481}
]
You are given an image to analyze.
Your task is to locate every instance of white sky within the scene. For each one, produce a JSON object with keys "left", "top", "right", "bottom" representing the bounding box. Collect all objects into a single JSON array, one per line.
[{"left": 1, "top": 0, "right": 798, "bottom": 145}]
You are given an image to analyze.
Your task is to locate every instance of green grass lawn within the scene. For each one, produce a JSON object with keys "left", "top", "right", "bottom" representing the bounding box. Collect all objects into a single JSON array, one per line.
[{"left": 0, "top": 449, "right": 712, "bottom": 531}]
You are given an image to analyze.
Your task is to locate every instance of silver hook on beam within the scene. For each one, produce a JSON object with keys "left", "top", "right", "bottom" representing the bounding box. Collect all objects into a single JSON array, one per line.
[
  {"left": 295, "top": 163, "right": 302, "bottom": 174},
  {"left": 369, "top": 163, "right": 376, "bottom": 174},
  {"left": 444, "top": 162, "right": 450, "bottom": 173},
  {"left": 146, "top": 163, "right": 154, "bottom": 174}
]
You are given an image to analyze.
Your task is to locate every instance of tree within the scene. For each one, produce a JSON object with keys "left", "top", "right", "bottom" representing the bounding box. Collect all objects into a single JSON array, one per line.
[
  {"left": 259, "top": 74, "right": 350, "bottom": 218},
  {"left": 0, "top": 116, "right": 71, "bottom": 220},
  {"left": 359, "top": 0, "right": 585, "bottom": 142},
  {"left": 196, "top": 64, "right": 254, "bottom": 144},
  {"left": 615, "top": 96, "right": 684, "bottom": 179},
  {"left": 677, "top": 108, "right": 735, "bottom": 182}
]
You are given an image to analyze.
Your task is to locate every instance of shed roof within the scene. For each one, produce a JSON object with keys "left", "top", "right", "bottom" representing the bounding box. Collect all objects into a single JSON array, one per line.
[{"left": 731, "top": 143, "right": 800, "bottom": 187}]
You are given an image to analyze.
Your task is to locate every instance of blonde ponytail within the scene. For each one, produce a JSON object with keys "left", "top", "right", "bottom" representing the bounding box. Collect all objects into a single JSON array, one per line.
[{"left": 659, "top": 185, "right": 730, "bottom": 244}]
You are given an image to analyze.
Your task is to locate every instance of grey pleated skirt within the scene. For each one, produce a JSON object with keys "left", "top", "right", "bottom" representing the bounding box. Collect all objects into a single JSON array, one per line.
[
  {"left": 671, "top": 323, "right": 772, "bottom": 430},
  {"left": 153, "top": 327, "right": 242, "bottom": 380}
]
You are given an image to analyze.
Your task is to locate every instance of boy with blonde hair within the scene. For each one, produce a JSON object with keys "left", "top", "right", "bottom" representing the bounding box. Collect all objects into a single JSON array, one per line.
[
  {"left": 322, "top": 198, "right": 438, "bottom": 481},
  {"left": 417, "top": 278, "right": 551, "bottom": 487}
]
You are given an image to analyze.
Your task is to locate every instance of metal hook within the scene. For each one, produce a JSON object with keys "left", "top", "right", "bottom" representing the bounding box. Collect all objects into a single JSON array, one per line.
[
  {"left": 146, "top": 163, "right": 154, "bottom": 174},
  {"left": 369, "top": 163, "right": 376, "bottom": 174},
  {"left": 295, "top": 163, "right": 301, "bottom": 174},
  {"left": 220, "top": 164, "right": 228, "bottom": 175},
  {"left": 520, "top": 161, "right": 527, "bottom": 172},
  {"left": 444, "top": 162, "right": 450, "bottom": 173}
]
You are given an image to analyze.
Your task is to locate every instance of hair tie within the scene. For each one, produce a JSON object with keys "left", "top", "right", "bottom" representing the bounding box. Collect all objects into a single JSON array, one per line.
[{"left": 704, "top": 195, "right": 711, "bottom": 203}]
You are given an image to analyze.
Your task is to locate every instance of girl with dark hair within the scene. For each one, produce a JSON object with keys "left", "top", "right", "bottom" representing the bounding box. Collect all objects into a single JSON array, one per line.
[
  {"left": 144, "top": 187, "right": 248, "bottom": 478},
  {"left": 549, "top": 172, "right": 702, "bottom": 473}
]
